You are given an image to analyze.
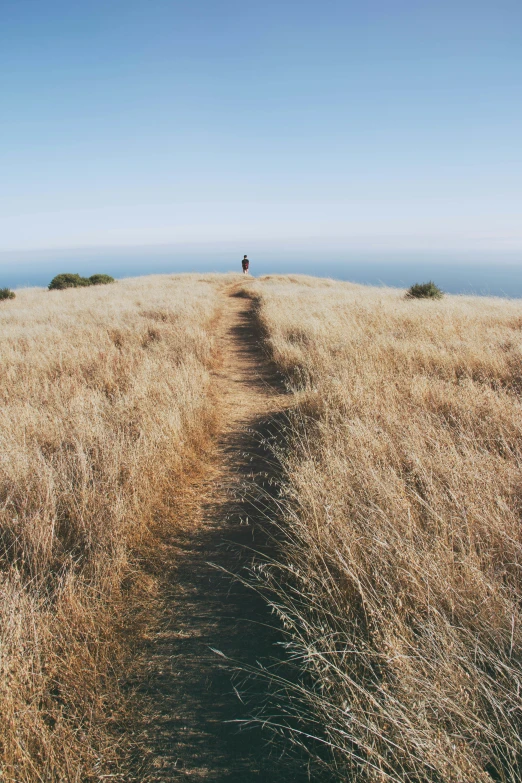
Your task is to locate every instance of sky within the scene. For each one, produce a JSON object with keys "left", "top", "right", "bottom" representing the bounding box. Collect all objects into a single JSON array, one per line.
[{"left": 1, "top": 0, "right": 522, "bottom": 260}]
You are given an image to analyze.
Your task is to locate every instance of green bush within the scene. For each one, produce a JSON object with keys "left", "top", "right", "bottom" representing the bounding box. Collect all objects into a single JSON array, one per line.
[
  {"left": 48, "top": 273, "right": 91, "bottom": 290},
  {"left": 406, "top": 281, "right": 444, "bottom": 300},
  {"left": 48, "top": 273, "right": 115, "bottom": 291},
  {"left": 0, "top": 288, "right": 15, "bottom": 301},
  {"left": 89, "top": 274, "right": 115, "bottom": 286}
]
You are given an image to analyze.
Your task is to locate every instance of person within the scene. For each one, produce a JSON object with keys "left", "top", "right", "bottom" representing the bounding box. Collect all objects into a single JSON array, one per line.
[{"left": 241, "top": 255, "right": 250, "bottom": 274}]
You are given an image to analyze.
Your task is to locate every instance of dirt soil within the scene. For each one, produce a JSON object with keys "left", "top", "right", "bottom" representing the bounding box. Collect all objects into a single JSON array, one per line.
[{"left": 124, "top": 284, "right": 312, "bottom": 781}]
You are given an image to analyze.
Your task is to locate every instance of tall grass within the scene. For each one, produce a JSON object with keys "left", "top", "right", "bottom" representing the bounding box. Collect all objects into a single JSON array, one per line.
[
  {"left": 251, "top": 275, "right": 522, "bottom": 782},
  {"left": 0, "top": 274, "right": 227, "bottom": 781}
]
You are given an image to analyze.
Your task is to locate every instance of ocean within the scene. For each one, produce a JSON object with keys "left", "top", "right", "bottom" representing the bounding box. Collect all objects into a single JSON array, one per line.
[{"left": 1, "top": 247, "right": 521, "bottom": 298}]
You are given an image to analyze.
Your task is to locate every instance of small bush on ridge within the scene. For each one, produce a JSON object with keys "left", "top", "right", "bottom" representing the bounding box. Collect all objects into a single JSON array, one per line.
[
  {"left": 406, "top": 280, "right": 444, "bottom": 299},
  {"left": 49, "top": 273, "right": 91, "bottom": 290},
  {"left": 89, "top": 274, "right": 115, "bottom": 286},
  {"left": 0, "top": 288, "right": 15, "bottom": 301},
  {"left": 49, "top": 273, "right": 115, "bottom": 290}
]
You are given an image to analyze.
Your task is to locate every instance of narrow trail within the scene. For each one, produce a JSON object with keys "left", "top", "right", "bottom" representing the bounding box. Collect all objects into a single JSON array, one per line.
[{"left": 128, "top": 284, "right": 309, "bottom": 781}]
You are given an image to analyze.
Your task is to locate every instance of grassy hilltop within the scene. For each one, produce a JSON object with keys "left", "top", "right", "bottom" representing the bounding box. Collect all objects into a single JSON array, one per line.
[
  {"left": 1, "top": 272, "right": 522, "bottom": 782},
  {"left": 246, "top": 275, "right": 522, "bottom": 782},
  {"left": 0, "top": 274, "right": 229, "bottom": 779}
]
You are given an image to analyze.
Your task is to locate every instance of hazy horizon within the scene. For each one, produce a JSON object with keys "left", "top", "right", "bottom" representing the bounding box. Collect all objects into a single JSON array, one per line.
[{"left": 2, "top": 243, "right": 521, "bottom": 297}]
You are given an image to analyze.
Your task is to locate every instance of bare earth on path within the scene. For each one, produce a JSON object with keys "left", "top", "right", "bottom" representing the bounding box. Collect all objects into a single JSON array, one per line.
[{"left": 126, "top": 283, "right": 311, "bottom": 781}]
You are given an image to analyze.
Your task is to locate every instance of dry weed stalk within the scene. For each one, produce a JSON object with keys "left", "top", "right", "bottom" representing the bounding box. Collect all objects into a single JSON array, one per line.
[
  {"left": 250, "top": 275, "right": 522, "bottom": 782},
  {"left": 0, "top": 274, "right": 228, "bottom": 781}
]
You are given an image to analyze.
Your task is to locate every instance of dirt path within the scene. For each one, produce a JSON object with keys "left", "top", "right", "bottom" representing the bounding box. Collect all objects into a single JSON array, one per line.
[{"left": 127, "top": 284, "right": 309, "bottom": 781}]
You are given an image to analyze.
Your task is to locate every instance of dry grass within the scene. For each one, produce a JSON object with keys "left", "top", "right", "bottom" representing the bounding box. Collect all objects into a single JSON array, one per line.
[
  {"left": 0, "top": 274, "right": 230, "bottom": 781},
  {"left": 249, "top": 275, "right": 522, "bottom": 782}
]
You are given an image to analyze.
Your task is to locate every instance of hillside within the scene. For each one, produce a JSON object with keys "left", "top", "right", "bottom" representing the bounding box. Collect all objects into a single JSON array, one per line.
[
  {"left": 0, "top": 275, "right": 227, "bottom": 780},
  {"left": 247, "top": 275, "right": 522, "bottom": 782},
  {"left": 1, "top": 273, "right": 522, "bottom": 782}
]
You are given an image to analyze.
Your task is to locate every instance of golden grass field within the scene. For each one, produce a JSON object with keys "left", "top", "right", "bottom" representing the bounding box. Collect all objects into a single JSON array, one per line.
[
  {"left": 3, "top": 271, "right": 522, "bottom": 782},
  {"left": 250, "top": 275, "right": 522, "bottom": 782},
  {"left": 0, "top": 274, "right": 229, "bottom": 781}
]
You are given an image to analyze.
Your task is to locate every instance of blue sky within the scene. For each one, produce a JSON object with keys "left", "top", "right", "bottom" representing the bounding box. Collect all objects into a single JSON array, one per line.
[{"left": 1, "top": 0, "right": 521, "bottom": 255}]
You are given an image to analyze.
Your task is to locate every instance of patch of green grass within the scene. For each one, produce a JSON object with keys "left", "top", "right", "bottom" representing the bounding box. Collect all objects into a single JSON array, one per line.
[{"left": 0, "top": 288, "right": 15, "bottom": 301}]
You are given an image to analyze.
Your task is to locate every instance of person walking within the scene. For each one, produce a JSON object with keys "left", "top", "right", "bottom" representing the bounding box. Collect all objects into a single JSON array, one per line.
[{"left": 241, "top": 255, "right": 250, "bottom": 274}]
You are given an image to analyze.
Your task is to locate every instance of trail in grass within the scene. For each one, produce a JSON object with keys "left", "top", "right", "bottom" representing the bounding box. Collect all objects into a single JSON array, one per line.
[{"left": 126, "top": 283, "right": 308, "bottom": 781}]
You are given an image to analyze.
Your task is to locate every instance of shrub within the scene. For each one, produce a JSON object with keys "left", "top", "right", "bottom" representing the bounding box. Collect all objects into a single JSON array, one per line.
[
  {"left": 48, "top": 273, "right": 116, "bottom": 290},
  {"left": 0, "top": 288, "right": 15, "bottom": 301},
  {"left": 89, "top": 274, "right": 115, "bottom": 286},
  {"left": 406, "top": 280, "right": 444, "bottom": 299},
  {"left": 48, "top": 273, "right": 91, "bottom": 290}
]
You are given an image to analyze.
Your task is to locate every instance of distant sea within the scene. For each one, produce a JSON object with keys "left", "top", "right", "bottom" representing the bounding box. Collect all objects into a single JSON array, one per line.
[{"left": 1, "top": 247, "right": 521, "bottom": 298}]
